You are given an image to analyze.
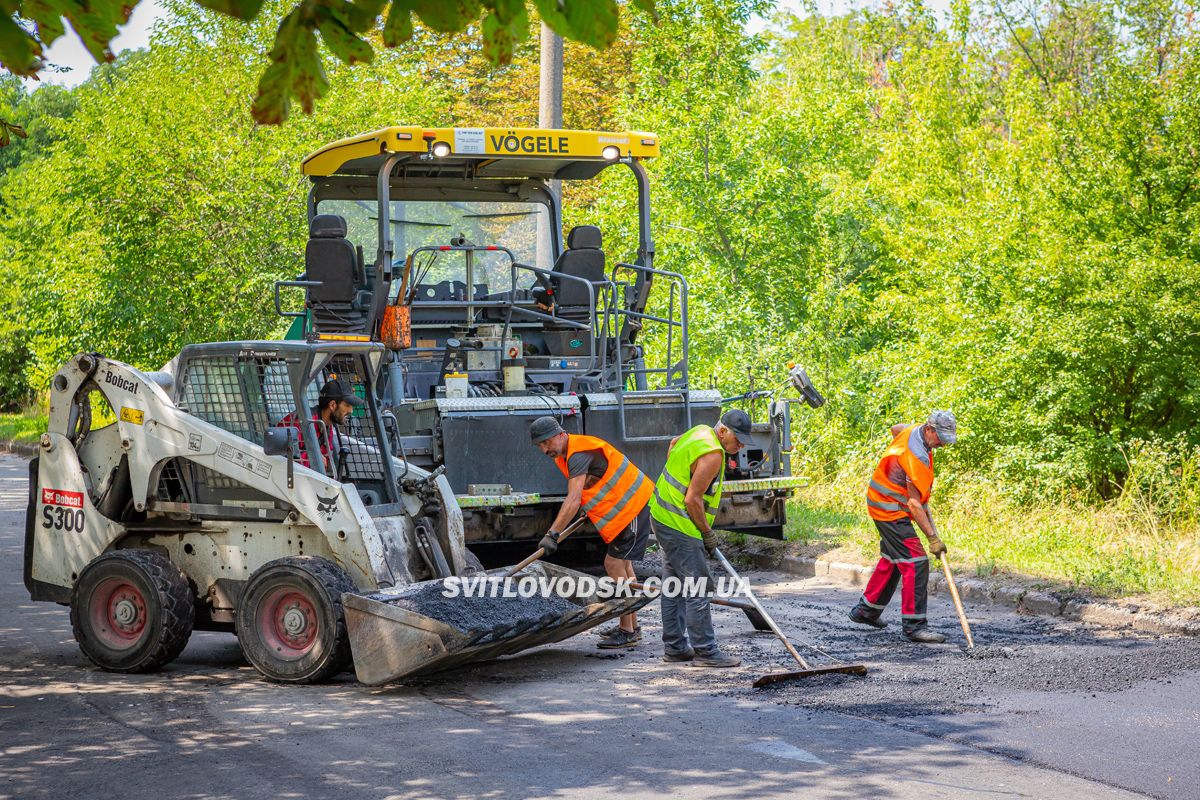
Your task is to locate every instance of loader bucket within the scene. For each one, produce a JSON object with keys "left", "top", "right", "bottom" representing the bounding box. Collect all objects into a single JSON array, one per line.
[{"left": 343, "top": 562, "right": 652, "bottom": 685}]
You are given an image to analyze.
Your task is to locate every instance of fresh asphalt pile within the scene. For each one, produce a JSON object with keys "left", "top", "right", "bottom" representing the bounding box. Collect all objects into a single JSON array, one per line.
[
  {"left": 680, "top": 592, "right": 1200, "bottom": 719},
  {"left": 389, "top": 578, "right": 579, "bottom": 637}
]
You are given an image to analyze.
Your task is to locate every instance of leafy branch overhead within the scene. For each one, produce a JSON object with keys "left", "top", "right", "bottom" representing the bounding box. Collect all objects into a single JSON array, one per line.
[
  {"left": 0, "top": 119, "right": 27, "bottom": 148},
  {"left": 0, "top": 0, "right": 644, "bottom": 125}
]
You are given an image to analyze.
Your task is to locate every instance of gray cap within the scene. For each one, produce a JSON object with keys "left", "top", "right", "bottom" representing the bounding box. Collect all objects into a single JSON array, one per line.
[
  {"left": 530, "top": 416, "right": 565, "bottom": 445},
  {"left": 719, "top": 408, "right": 756, "bottom": 445},
  {"left": 928, "top": 410, "right": 957, "bottom": 445}
]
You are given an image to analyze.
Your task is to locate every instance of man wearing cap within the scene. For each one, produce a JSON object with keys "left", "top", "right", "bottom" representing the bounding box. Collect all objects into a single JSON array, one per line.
[
  {"left": 850, "top": 410, "right": 958, "bottom": 643},
  {"left": 530, "top": 416, "right": 655, "bottom": 649},
  {"left": 648, "top": 409, "right": 757, "bottom": 668},
  {"left": 277, "top": 378, "right": 365, "bottom": 475}
]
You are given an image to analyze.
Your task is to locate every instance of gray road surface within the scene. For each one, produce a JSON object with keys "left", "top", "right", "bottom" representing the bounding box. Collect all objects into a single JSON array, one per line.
[{"left": 1, "top": 454, "right": 1195, "bottom": 799}]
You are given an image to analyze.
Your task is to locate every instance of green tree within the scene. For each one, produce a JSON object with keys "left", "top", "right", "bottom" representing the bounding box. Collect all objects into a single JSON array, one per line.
[{"left": 1, "top": 0, "right": 444, "bottom": 385}]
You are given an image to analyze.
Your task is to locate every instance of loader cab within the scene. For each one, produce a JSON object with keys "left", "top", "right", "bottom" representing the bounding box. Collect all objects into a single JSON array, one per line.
[
  {"left": 162, "top": 341, "right": 404, "bottom": 510},
  {"left": 286, "top": 126, "right": 673, "bottom": 403}
]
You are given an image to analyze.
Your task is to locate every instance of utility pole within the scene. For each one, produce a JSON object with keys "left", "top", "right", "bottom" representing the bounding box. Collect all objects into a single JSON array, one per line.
[
  {"left": 539, "top": 23, "right": 564, "bottom": 131},
  {"left": 538, "top": 22, "right": 563, "bottom": 267}
]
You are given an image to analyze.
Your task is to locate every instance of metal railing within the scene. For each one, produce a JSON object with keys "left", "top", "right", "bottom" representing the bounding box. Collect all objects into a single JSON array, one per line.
[
  {"left": 394, "top": 245, "right": 619, "bottom": 385},
  {"left": 609, "top": 262, "right": 692, "bottom": 442}
]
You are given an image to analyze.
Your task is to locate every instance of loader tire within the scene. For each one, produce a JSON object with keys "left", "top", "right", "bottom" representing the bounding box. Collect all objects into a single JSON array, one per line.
[
  {"left": 70, "top": 550, "right": 195, "bottom": 673},
  {"left": 237, "top": 557, "right": 355, "bottom": 684}
]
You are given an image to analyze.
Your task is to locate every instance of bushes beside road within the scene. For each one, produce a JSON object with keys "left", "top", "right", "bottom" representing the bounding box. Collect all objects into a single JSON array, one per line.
[
  {"left": 788, "top": 438, "right": 1200, "bottom": 604},
  {"left": 0, "top": 411, "right": 47, "bottom": 447}
]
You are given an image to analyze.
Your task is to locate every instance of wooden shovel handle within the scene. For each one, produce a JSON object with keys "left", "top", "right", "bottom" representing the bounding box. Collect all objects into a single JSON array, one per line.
[
  {"left": 503, "top": 515, "right": 587, "bottom": 578},
  {"left": 939, "top": 553, "right": 975, "bottom": 649}
]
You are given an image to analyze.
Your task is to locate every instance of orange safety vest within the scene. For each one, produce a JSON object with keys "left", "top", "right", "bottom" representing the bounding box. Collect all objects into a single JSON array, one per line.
[
  {"left": 866, "top": 424, "right": 935, "bottom": 522},
  {"left": 555, "top": 434, "right": 655, "bottom": 543}
]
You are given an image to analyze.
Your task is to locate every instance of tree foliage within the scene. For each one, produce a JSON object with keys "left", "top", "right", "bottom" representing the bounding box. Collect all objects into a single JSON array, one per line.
[
  {"left": 2, "top": 0, "right": 1198, "bottom": 504},
  {"left": 0, "top": 0, "right": 648, "bottom": 125},
  {"left": 599, "top": 0, "right": 1200, "bottom": 500}
]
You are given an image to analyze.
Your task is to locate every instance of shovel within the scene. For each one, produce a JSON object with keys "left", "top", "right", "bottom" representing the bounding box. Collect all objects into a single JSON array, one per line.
[
  {"left": 503, "top": 515, "right": 588, "bottom": 578},
  {"left": 711, "top": 548, "right": 869, "bottom": 687}
]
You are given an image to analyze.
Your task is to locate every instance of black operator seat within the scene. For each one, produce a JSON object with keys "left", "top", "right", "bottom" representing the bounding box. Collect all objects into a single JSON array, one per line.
[
  {"left": 549, "top": 225, "right": 606, "bottom": 313},
  {"left": 305, "top": 214, "right": 369, "bottom": 333}
]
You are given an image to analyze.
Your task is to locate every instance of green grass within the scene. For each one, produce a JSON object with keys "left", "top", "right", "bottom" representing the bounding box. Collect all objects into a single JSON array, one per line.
[
  {"left": 0, "top": 410, "right": 47, "bottom": 446},
  {"left": 785, "top": 469, "right": 1200, "bottom": 606}
]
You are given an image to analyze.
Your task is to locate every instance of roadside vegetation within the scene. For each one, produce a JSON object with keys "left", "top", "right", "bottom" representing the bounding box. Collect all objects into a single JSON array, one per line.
[
  {"left": 1, "top": 0, "right": 1196, "bottom": 602},
  {"left": 786, "top": 437, "right": 1200, "bottom": 604},
  {"left": 0, "top": 410, "right": 47, "bottom": 446}
]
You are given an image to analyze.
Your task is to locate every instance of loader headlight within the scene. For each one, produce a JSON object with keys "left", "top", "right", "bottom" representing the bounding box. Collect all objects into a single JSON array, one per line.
[
  {"left": 431, "top": 141, "right": 451, "bottom": 158},
  {"left": 601, "top": 145, "right": 621, "bottom": 161}
]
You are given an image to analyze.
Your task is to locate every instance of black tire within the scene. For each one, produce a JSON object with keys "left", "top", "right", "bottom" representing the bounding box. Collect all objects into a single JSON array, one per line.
[
  {"left": 236, "top": 557, "right": 355, "bottom": 684},
  {"left": 70, "top": 550, "right": 195, "bottom": 673}
]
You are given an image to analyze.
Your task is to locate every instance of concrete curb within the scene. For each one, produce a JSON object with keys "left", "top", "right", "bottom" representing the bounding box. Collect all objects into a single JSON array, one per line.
[
  {"left": 742, "top": 552, "right": 1200, "bottom": 637},
  {"left": 0, "top": 439, "right": 38, "bottom": 458}
]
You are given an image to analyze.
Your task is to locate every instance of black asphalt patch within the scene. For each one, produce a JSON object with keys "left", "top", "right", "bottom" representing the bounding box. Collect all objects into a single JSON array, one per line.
[
  {"left": 673, "top": 587, "right": 1200, "bottom": 720},
  {"left": 388, "top": 579, "right": 579, "bottom": 636}
]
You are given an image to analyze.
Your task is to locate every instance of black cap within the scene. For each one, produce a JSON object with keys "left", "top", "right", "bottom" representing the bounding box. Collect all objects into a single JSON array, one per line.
[
  {"left": 319, "top": 378, "right": 365, "bottom": 407},
  {"left": 719, "top": 408, "right": 756, "bottom": 445},
  {"left": 530, "top": 415, "right": 565, "bottom": 444}
]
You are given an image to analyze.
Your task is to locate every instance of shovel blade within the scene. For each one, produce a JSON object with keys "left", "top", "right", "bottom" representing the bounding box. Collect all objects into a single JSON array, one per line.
[
  {"left": 752, "top": 663, "right": 869, "bottom": 688},
  {"left": 742, "top": 606, "right": 771, "bottom": 632}
]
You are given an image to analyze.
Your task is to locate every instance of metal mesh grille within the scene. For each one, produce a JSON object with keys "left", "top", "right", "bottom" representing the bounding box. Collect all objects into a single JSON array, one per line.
[
  {"left": 178, "top": 356, "right": 295, "bottom": 446},
  {"left": 176, "top": 349, "right": 390, "bottom": 499},
  {"left": 178, "top": 355, "right": 295, "bottom": 493}
]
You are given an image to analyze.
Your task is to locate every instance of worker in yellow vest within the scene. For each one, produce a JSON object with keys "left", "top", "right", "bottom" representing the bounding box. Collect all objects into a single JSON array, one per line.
[
  {"left": 648, "top": 409, "right": 756, "bottom": 668},
  {"left": 850, "top": 410, "right": 958, "bottom": 643},
  {"left": 531, "top": 416, "right": 655, "bottom": 649}
]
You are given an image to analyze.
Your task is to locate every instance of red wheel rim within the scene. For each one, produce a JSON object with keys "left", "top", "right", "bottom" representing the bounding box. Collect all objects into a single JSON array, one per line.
[
  {"left": 89, "top": 577, "right": 148, "bottom": 650},
  {"left": 257, "top": 586, "right": 319, "bottom": 659}
]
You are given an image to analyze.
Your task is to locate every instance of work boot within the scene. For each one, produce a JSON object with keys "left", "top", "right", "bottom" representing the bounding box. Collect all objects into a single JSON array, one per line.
[
  {"left": 848, "top": 607, "right": 887, "bottom": 629},
  {"left": 597, "top": 628, "right": 641, "bottom": 649},
  {"left": 904, "top": 627, "right": 946, "bottom": 644},
  {"left": 662, "top": 648, "right": 695, "bottom": 663},
  {"left": 598, "top": 624, "right": 642, "bottom": 639},
  {"left": 691, "top": 650, "right": 741, "bottom": 668}
]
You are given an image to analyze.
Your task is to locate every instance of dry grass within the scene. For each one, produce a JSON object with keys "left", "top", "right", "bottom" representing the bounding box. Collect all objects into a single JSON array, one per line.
[{"left": 786, "top": 455, "right": 1200, "bottom": 605}]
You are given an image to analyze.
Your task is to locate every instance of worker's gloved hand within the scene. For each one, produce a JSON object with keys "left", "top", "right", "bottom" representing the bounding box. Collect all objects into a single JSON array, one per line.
[
  {"left": 539, "top": 531, "right": 560, "bottom": 556},
  {"left": 926, "top": 534, "right": 947, "bottom": 557},
  {"left": 701, "top": 528, "right": 719, "bottom": 557}
]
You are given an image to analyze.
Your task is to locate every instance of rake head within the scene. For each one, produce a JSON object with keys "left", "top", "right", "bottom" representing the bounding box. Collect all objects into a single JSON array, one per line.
[{"left": 752, "top": 663, "right": 869, "bottom": 688}]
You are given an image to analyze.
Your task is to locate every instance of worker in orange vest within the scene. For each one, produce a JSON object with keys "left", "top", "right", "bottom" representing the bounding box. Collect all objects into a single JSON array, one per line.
[
  {"left": 850, "top": 410, "right": 958, "bottom": 643},
  {"left": 530, "top": 416, "right": 655, "bottom": 649}
]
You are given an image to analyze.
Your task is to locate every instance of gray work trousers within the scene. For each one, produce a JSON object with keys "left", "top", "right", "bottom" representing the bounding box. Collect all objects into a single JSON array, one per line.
[{"left": 653, "top": 518, "right": 717, "bottom": 656}]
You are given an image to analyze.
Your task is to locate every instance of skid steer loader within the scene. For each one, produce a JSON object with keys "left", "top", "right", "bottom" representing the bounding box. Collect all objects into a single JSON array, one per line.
[{"left": 24, "top": 341, "right": 646, "bottom": 685}]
